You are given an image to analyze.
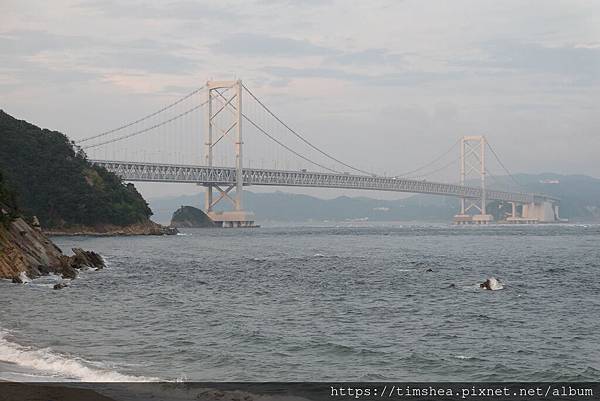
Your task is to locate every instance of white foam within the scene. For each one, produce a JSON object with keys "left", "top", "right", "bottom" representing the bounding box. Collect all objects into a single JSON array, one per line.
[
  {"left": 18, "top": 271, "right": 31, "bottom": 283},
  {"left": 0, "top": 330, "right": 157, "bottom": 382}
]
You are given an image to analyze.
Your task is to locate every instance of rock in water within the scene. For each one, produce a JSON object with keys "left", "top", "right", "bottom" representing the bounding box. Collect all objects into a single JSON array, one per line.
[
  {"left": 53, "top": 282, "right": 69, "bottom": 290},
  {"left": 70, "top": 248, "right": 105, "bottom": 269},
  {"left": 480, "top": 277, "right": 504, "bottom": 291},
  {"left": 170, "top": 206, "right": 217, "bottom": 228}
]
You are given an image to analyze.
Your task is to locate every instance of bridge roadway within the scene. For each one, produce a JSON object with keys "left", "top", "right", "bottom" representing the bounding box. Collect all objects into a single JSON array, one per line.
[{"left": 91, "top": 160, "right": 556, "bottom": 204}]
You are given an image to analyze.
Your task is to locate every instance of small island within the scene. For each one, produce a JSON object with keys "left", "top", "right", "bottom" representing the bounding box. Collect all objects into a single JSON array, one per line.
[{"left": 170, "top": 205, "right": 217, "bottom": 228}]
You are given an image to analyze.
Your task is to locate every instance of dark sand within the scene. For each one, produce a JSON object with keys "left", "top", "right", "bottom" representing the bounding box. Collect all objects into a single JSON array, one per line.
[{"left": 0, "top": 382, "right": 116, "bottom": 401}]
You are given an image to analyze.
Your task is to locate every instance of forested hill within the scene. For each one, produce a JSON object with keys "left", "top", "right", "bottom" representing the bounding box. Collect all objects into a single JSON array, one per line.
[
  {"left": 0, "top": 110, "right": 152, "bottom": 229},
  {"left": 0, "top": 170, "right": 19, "bottom": 226}
]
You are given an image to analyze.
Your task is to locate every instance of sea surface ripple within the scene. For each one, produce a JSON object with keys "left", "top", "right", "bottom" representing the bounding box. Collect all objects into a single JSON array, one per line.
[{"left": 1, "top": 223, "right": 599, "bottom": 381}]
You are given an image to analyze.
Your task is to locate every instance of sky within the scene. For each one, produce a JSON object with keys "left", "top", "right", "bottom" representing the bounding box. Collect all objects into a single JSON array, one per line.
[{"left": 1, "top": 0, "right": 599, "bottom": 200}]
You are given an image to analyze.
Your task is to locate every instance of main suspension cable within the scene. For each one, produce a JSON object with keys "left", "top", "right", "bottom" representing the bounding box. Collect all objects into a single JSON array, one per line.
[
  {"left": 211, "top": 89, "right": 342, "bottom": 173},
  {"left": 485, "top": 139, "right": 524, "bottom": 188},
  {"left": 77, "top": 86, "right": 206, "bottom": 144},
  {"left": 407, "top": 154, "right": 462, "bottom": 180},
  {"left": 242, "top": 114, "right": 341, "bottom": 174},
  {"left": 394, "top": 139, "right": 460, "bottom": 177},
  {"left": 82, "top": 100, "right": 208, "bottom": 150},
  {"left": 242, "top": 84, "right": 376, "bottom": 176}
]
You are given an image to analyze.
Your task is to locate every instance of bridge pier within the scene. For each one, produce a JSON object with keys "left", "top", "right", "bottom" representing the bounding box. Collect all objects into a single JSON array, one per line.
[
  {"left": 453, "top": 213, "right": 494, "bottom": 224},
  {"left": 503, "top": 201, "right": 564, "bottom": 223},
  {"left": 207, "top": 210, "right": 257, "bottom": 228},
  {"left": 521, "top": 201, "right": 558, "bottom": 222}
]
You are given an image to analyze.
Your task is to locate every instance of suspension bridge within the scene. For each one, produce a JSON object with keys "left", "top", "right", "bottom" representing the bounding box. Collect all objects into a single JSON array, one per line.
[{"left": 79, "top": 80, "right": 560, "bottom": 227}]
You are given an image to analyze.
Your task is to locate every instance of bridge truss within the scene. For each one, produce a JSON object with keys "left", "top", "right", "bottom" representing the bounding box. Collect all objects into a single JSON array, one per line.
[{"left": 91, "top": 160, "right": 553, "bottom": 205}]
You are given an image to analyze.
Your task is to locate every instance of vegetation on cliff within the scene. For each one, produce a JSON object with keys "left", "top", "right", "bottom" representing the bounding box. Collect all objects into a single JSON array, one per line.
[
  {"left": 0, "top": 170, "right": 19, "bottom": 226},
  {"left": 0, "top": 110, "right": 152, "bottom": 229}
]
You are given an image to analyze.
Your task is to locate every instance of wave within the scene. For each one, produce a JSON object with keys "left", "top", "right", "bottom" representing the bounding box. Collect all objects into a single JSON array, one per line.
[
  {"left": 18, "top": 271, "right": 30, "bottom": 283},
  {"left": 0, "top": 330, "right": 157, "bottom": 382}
]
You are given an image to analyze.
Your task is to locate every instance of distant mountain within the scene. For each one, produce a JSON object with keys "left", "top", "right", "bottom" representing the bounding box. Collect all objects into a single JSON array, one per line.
[
  {"left": 148, "top": 191, "right": 462, "bottom": 224},
  {"left": 148, "top": 173, "right": 600, "bottom": 223}
]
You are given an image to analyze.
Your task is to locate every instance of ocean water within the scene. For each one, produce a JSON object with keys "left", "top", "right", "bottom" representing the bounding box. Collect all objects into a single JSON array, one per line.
[{"left": 1, "top": 223, "right": 599, "bottom": 382}]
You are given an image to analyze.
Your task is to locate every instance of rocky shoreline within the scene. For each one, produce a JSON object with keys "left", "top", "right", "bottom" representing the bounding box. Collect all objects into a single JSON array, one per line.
[
  {"left": 0, "top": 215, "right": 105, "bottom": 282},
  {"left": 44, "top": 219, "right": 178, "bottom": 236}
]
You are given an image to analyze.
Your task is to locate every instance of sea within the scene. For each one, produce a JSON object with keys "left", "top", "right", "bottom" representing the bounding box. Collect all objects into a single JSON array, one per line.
[{"left": 1, "top": 222, "right": 599, "bottom": 382}]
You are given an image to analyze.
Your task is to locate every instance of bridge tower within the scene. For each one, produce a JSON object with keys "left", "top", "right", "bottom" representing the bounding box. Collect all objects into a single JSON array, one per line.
[
  {"left": 203, "top": 80, "right": 255, "bottom": 227},
  {"left": 454, "top": 135, "right": 494, "bottom": 224}
]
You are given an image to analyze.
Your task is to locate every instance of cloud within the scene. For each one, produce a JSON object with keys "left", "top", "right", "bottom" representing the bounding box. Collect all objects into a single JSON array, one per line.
[
  {"left": 0, "top": 30, "right": 200, "bottom": 77},
  {"left": 478, "top": 40, "right": 600, "bottom": 84},
  {"left": 0, "top": 30, "right": 94, "bottom": 57},
  {"left": 0, "top": 59, "right": 98, "bottom": 87},
  {"left": 330, "top": 48, "right": 407, "bottom": 66},
  {"left": 212, "top": 33, "right": 335, "bottom": 57},
  {"left": 262, "top": 65, "right": 465, "bottom": 86},
  {"left": 95, "top": 50, "right": 200, "bottom": 74},
  {"left": 77, "top": 0, "right": 240, "bottom": 21}
]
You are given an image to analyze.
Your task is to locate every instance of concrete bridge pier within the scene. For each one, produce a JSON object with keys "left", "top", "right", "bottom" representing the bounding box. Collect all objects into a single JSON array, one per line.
[
  {"left": 522, "top": 201, "right": 559, "bottom": 222},
  {"left": 505, "top": 201, "right": 561, "bottom": 223}
]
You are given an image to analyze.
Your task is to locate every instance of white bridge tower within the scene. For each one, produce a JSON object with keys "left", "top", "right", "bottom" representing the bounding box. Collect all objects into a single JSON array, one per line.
[
  {"left": 203, "top": 80, "right": 255, "bottom": 227},
  {"left": 454, "top": 135, "right": 494, "bottom": 224}
]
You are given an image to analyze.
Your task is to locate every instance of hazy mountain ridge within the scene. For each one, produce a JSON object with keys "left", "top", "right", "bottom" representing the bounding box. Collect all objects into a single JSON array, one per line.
[{"left": 148, "top": 173, "right": 600, "bottom": 223}]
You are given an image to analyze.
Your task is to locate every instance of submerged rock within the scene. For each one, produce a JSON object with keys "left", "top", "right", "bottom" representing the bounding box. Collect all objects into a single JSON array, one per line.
[
  {"left": 53, "top": 282, "right": 69, "bottom": 290},
  {"left": 170, "top": 205, "right": 216, "bottom": 228}
]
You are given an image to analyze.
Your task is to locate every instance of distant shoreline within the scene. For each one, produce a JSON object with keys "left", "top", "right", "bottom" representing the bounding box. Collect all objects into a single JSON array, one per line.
[{"left": 43, "top": 220, "right": 177, "bottom": 237}]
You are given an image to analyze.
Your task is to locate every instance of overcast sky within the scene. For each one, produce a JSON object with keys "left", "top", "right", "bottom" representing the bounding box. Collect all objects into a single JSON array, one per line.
[{"left": 1, "top": 0, "right": 599, "bottom": 199}]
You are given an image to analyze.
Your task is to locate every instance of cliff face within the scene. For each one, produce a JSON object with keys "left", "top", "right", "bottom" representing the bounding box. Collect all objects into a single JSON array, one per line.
[
  {"left": 170, "top": 206, "right": 216, "bottom": 228},
  {"left": 0, "top": 216, "right": 62, "bottom": 279},
  {"left": 0, "top": 214, "right": 105, "bottom": 281}
]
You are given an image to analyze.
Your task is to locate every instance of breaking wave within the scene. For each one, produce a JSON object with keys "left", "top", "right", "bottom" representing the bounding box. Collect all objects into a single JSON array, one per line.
[{"left": 0, "top": 330, "right": 157, "bottom": 382}]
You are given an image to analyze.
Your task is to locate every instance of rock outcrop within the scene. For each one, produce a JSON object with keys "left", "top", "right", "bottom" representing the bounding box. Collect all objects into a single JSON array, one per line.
[
  {"left": 480, "top": 277, "right": 504, "bottom": 291},
  {"left": 0, "top": 216, "right": 105, "bottom": 281},
  {"left": 170, "top": 206, "right": 216, "bottom": 228}
]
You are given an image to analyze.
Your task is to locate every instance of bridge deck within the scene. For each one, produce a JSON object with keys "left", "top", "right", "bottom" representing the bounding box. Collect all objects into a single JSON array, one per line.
[{"left": 91, "top": 160, "right": 556, "bottom": 204}]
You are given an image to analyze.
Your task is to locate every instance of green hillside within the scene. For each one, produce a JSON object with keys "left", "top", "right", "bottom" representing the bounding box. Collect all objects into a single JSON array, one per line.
[
  {"left": 0, "top": 170, "right": 19, "bottom": 226},
  {"left": 0, "top": 110, "right": 152, "bottom": 229}
]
